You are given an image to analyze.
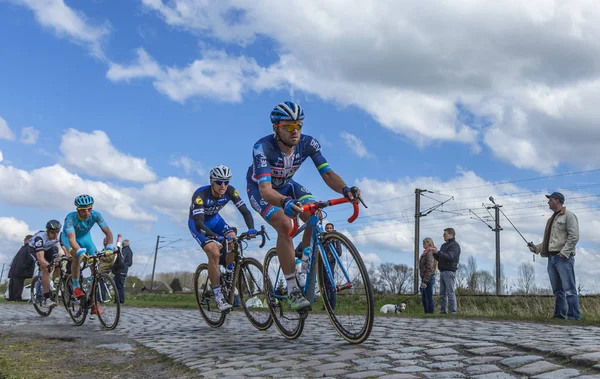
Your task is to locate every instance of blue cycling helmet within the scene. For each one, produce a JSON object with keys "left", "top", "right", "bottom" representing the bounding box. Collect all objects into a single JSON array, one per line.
[
  {"left": 74, "top": 194, "right": 94, "bottom": 208},
  {"left": 270, "top": 101, "right": 304, "bottom": 124}
]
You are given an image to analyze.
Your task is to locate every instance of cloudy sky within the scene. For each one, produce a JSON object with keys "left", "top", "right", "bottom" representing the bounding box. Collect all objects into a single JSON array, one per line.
[{"left": 1, "top": 0, "right": 600, "bottom": 292}]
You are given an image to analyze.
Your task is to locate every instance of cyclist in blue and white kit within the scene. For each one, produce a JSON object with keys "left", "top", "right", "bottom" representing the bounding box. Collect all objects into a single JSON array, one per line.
[
  {"left": 189, "top": 165, "right": 257, "bottom": 311},
  {"left": 247, "top": 101, "right": 360, "bottom": 312},
  {"left": 61, "top": 194, "right": 114, "bottom": 300}
]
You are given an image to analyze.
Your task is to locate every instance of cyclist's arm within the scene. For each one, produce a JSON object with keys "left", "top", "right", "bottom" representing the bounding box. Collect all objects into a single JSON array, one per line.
[
  {"left": 67, "top": 231, "right": 81, "bottom": 253},
  {"left": 36, "top": 251, "right": 49, "bottom": 269},
  {"left": 229, "top": 186, "right": 255, "bottom": 229},
  {"left": 258, "top": 181, "right": 289, "bottom": 208},
  {"left": 192, "top": 214, "right": 220, "bottom": 238},
  {"left": 239, "top": 205, "right": 255, "bottom": 230},
  {"left": 101, "top": 225, "right": 114, "bottom": 246},
  {"left": 321, "top": 170, "right": 348, "bottom": 194},
  {"left": 32, "top": 236, "right": 49, "bottom": 268},
  {"left": 306, "top": 136, "right": 346, "bottom": 193}
]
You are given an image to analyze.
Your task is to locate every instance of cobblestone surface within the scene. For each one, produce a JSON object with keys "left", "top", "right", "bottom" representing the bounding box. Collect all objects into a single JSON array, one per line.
[{"left": 2, "top": 303, "right": 600, "bottom": 378}]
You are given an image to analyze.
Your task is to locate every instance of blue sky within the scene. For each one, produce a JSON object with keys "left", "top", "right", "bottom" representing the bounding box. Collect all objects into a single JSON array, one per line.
[{"left": 2, "top": 0, "right": 600, "bottom": 293}]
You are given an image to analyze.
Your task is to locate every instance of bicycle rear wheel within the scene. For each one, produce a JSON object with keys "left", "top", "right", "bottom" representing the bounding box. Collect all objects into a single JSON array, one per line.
[
  {"left": 94, "top": 273, "right": 121, "bottom": 330},
  {"left": 317, "top": 231, "right": 374, "bottom": 344},
  {"left": 194, "top": 263, "right": 226, "bottom": 328},
  {"left": 238, "top": 257, "right": 272, "bottom": 330},
  {"left": 31, "top": 276, "right": 52, "bottom": 317},
  {"left": 62, "top": 274, "right": 87, "bottom": 326},
  {"left": 263, "top": 248, "right": 304, "bottom": 340}
]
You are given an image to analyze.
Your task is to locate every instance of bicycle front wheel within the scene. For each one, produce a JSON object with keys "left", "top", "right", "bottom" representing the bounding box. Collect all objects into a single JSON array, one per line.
[
  {"left": 31, "top": 276, "right": 52, "bottom": 317},
  {"left": 62, "top": 274, "right": 87, "bottom": 326},
  {"left": 263, "top": 248, "right": 304, "bottom": 340},
  {"left": 93, "top": 273, "right": 121, "bottom": 330},
  {"left": 317, "top": 231, "right": 374, "bottom": 344},
  {"left": 194, "top": 263, "right": 226, "bottom": 328},
  {"left": 238, "top": 257, "right": 272, "bottom": 330}
]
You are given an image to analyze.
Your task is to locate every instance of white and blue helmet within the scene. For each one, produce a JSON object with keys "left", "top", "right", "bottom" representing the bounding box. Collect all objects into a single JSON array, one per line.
[{"left": 270, "top": 101, "right": 305, "bottom": 124}]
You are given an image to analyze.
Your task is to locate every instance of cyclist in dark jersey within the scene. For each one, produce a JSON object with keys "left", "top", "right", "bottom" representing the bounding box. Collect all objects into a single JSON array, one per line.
[
  {"left": 189, "top": 165, "right": 257, "bottom": 311},
  {"left": 246, "top": 101, "right": 360, "bottom": 312},
  {"left": 27, "top": 220, "right": 62, "bottom": 309}
]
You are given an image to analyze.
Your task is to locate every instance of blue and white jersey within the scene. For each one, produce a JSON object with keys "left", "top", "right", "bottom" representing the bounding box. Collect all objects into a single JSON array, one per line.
[{"left": 247, "top": 134, "right": 330, "bottom": 189}]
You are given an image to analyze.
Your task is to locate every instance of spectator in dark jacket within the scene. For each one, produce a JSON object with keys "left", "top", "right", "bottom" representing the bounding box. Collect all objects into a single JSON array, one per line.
[
  {"left": 7, "top": 234, "right": 34, "bottom": 301},
  {"left": 433, "top": 228, "right": 461, "bottom": 314},
  {"left": 112, "top": 238, "right": 133, "bottom": 304}
]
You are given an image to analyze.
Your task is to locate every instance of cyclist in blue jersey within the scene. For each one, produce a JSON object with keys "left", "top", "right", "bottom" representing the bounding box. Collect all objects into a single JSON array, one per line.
[
  {"left": 189, "top": 165, "right": 257, "bottom": 311},
  {"left": 61, "top": 194, "right": 114, "bottom": 301},
  {"left": 246, "top": 101, "right": 360, "bottom": 312}
]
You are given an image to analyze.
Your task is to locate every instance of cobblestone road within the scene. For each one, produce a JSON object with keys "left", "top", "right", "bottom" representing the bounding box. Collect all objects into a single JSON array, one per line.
[{"left": 2, "top": 303, "right": 600, "bottom": 378}]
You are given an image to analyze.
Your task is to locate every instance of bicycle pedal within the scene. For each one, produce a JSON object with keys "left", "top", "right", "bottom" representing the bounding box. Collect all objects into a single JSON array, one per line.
[{"left": 298, "top": 309, "right": 309, "bottom": 320}]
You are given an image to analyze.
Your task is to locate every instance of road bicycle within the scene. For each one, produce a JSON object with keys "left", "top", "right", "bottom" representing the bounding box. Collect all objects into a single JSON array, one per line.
[
  {"left": 63, "top": 251, "right": 121, "bottom": 330},
  {"left": 194, "top": 226, "right": 272, "bottom": 330},
  {"left": 31, "top": 256, "right": 71, "bottom": 316},
  {"left": 263, "top": 197, "right": 374, "bottom": 344}
]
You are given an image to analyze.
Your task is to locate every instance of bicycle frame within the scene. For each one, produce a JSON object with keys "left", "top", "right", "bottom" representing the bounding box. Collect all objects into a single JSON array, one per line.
[
  {"left": 272, "top": 198, "right": 361, "bottom": 305},
  {"left": 199, "top": 226, "right": 269, "bottom": 308}
]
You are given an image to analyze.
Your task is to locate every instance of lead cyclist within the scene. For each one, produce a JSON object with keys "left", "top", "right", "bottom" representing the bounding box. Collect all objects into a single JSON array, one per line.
[{"left": 246, "top": 101, "right": 360, "bottom": 312}]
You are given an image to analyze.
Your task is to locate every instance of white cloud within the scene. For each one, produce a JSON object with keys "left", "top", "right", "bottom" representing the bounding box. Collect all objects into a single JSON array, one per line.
[
  {"left": 135, "top": 0, "right": 600, "bottom": 170},
  {"left": 15, "top": 0, "right": 110, "bottom": 59},
  {"left": 107, "top": 49, "right": 260, "bottom": 103},
  {"left": 330, "top": 170, "right": 600, "bottom": 293},
  {"left": 0, "top": 150, "right": 3, "bottom": 163},
  {"left": 0, "top": 163, "right": 156, "bottom": 222},
  {"left": 0, "top": 217, "right": 33, "bottom": 243},
  {"left": 20, "top": 127, "right": 40, "bottom": 144},
  {"left": 59, "top": 129, "right": 157, "bottom": 183},
  {"left": 169, "top": 156, "right": 205, "bottom": 176},
  {"left": 139, "top": 177, "right": 198, "bottom": 222},
  {"left": 340, "top": 132, "right": 372, "bottom": 158},
  {"left": 0, "top": 117, "right": 15, "bottom": 140}
]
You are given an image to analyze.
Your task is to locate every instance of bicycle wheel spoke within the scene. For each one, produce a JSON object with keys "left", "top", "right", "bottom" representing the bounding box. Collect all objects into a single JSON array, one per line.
[
  {"left": 63, "top": 274, "right": 87, "bottom": 326},
  {"left": 264, "top": 248, "right": 304, "bottom": 339},
  {"left": 194, "top": 263, "right": 226, "bottom": 328},
  {"left": 238, "top": 258, "right": 272, "bottom": 330},
  {"left": 95, "top": 273, "right": 120, "bottom": 330},
  {"left": 318, "top": 232, "right": 374, "bottom": 344}
]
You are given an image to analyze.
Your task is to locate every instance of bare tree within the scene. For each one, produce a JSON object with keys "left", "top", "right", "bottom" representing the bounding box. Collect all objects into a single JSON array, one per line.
[
  {"left": 475, "top": 270, "right": 495, "bottom": 294},
  {"left": 367, "top": 263, "right": 386, "bottom": 293},
  {"left": 517, "top": 262, "right": 536, "bottom": 294},
  {"left": 466, "top": 256, "right": 478, "bottom": 292},
  {"left": 455, "top": 263, "right": 468, "bottom": 290},
  {"left": 378, "top": 263, "right": 413, "bottom": 294}
]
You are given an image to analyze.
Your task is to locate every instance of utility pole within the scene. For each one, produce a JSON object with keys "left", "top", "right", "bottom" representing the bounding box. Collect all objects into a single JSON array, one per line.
[
  {"left": 150, "top": 235, "right": 160, "bottom": 292},
  {"left": 487, "top": 198, "right": 503, "bottom": 295},
  {"left": 414, "top": 189, "right": 424, "bottom": 295},
  {"left": 413, "top": 189, "right": 454, "bottom": 294},
  {"left": 0, "top": 263, "right": 5, "bottom": 285}
]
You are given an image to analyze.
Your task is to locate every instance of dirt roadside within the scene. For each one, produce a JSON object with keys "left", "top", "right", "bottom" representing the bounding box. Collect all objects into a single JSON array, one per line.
[{"left": 0, "top": 320, "right": 199, "bottom": 379}]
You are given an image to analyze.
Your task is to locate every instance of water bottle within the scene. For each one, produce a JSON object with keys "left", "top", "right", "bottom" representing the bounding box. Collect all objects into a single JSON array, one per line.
[
  {"left": 300, "top": 247, "right": 311, "bottom": 274},
  {"left": 295, "top": 258, "right": 302, "bottom": 274},
  {"left": 224, "top": 263, "right": 234, "bottom": 285},
  {"left": 297, "top": 248, "right": 310, "bottom": 288}
]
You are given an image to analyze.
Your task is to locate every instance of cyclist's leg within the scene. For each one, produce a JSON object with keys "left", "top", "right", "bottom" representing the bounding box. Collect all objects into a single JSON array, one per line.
[
  {"left": 210, "top": 215, "right": 236, "bottom": 267},
  {"left": 248, "top": 183, "right": 310, "bottom": 311},
  {"left": 35, "top": 250, "right": 51, "bottom": 295},
  {"left": 189, "top": 218, "right": 220, "bottom": 286},
  {"left": 289, "top": 180, "right": 316, "bottom": 251}
]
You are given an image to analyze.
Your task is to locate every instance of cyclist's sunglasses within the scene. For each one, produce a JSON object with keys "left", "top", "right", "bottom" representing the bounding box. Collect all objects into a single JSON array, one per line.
[
  {"left": 77, "top": 206, "right": 93, "bottom": 212},
  {"left": 214, "top": 180, "right": 229, "bottom": 186},
  {"left": 277, "top": 123, "right": 303, "bottom": 132}
]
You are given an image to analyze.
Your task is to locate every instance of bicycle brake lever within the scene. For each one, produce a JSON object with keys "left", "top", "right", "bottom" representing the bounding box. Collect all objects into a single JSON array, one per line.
[{"left": 358, "top": 195, "right": 368, "bottom": 209}]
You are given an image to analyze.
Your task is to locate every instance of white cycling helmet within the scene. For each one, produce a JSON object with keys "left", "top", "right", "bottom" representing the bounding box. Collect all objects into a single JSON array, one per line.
[{"left": 210, "top": 165, "right": 232, "bottom": 183}]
